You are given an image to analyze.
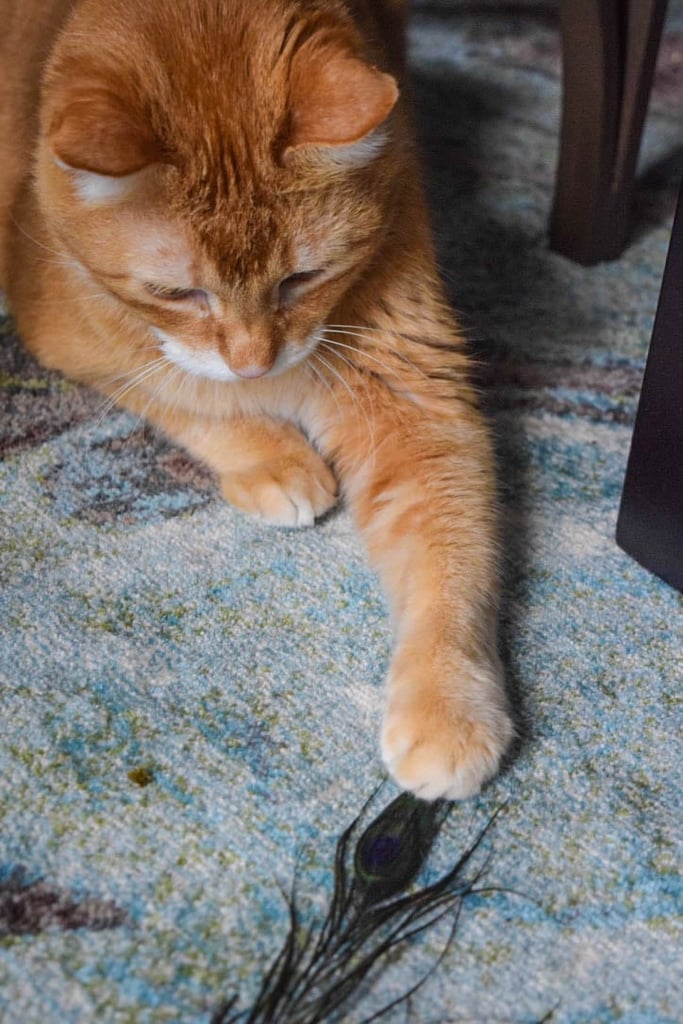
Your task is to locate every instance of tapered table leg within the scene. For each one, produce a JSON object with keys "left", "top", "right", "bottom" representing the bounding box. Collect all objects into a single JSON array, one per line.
[
  {"left": 617, "top": 180, "right": 683, "bottom": 593},
  {"left": 551, "top": 0, "right": 668, "bottom": 265}
]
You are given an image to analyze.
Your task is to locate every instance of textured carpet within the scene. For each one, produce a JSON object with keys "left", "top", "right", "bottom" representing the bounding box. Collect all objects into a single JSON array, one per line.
[{"left": 1, "top": 2, "right": 682, "bottom": 1022}]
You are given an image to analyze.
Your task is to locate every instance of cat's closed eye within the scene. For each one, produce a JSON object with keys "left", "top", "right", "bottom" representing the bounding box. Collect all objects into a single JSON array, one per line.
[
  {"left": 277, "top": 269, "right": 323, "bottom": 308},
  {"left": 144, "top": 282, "right": 208, "bottom": 303}
]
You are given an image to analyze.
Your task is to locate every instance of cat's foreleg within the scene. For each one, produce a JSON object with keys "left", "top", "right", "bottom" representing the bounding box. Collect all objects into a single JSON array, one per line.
[{"left": 324, "top": 395, "right": 514, "bottom": 800}]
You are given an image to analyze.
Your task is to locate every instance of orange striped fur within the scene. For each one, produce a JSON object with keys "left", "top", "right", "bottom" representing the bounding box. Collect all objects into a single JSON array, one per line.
[{"left": 0, "top": 0, "right": 514, "bottom": 799}]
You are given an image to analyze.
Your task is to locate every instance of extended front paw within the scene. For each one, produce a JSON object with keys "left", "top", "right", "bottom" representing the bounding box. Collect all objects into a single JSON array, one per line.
[
  {"left": 380, "top": 654, "right": 514, "bottom": 801},
  {"left": 220, "top": 450, "right": 337, "bottom": 527}
]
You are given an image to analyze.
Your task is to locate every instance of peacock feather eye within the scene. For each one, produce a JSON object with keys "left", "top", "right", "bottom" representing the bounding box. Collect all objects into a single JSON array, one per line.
[
  {"left": 353, "top": 792, "right": 447, "bottom": 904},
  {"left": 359, "top": 832, "right": 402, "bottom": 872}
]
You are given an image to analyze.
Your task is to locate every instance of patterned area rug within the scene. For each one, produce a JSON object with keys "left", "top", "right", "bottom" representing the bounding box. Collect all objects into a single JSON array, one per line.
[{"left": 1, "top": 2, "right": 682, "bottom": 1022}]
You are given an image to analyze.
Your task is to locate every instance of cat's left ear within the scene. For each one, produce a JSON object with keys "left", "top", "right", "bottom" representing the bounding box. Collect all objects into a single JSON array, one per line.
[{"left": 285, "top": 48, "right": 398, "bottom": 160}]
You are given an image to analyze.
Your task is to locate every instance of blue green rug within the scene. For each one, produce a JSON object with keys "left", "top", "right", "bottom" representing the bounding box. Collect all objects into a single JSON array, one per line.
[{"left": 1, "top": 2, "right": 682, "bottom": 1021}]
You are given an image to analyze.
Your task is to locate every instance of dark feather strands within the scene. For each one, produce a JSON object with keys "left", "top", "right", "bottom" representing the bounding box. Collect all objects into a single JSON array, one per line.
[{"left": 212, "top": 789, "right": 512, "bottom": 1024}]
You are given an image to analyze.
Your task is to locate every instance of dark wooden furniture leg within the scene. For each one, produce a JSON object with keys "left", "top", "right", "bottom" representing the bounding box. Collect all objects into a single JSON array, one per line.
[
  {"left": 551, "top": 0, "right": 669, "bottom": 265},
  {"left": 617, "top": 179, "right": 683, "bottom": 593}
]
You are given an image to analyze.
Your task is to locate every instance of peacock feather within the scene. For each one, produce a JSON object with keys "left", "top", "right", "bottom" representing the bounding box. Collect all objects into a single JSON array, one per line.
[{"left": 212, "top": 789, "right": 507, "bottom": 1024}]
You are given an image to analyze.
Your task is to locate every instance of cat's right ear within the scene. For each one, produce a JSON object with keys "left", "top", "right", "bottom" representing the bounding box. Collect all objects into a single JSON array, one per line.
[{"left": 48, "top": 89, "right": 163, "bottom": 181}]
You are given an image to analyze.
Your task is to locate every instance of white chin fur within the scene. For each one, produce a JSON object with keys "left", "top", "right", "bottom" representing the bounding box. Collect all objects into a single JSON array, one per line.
[{"left": 152, "top": 329, "right": 240, "bottom": 382}]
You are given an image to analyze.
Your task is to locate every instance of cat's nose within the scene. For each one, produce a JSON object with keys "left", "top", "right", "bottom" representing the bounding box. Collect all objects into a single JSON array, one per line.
[
  {"left": 232, "top": 363, "right": 271, "bottom": 379},
  {"left": 226, "top": 325, "right": 276, "bottom": 379},
  {"left": 229, "top": 335, "right": 278, "bottom": 376}
]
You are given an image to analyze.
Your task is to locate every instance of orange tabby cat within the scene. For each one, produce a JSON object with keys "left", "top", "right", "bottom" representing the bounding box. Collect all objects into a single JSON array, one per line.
[{"left": 0, "top": 0, "right": 514, "bottom": 799}]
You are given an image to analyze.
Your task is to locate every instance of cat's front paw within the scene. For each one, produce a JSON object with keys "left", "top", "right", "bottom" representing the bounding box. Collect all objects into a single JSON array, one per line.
[
  {"left": 380, "top": 655, "right": 514, "bottom": 801},
  {"left": 220, "top": 450, "right": 337, "bottom": 527}
]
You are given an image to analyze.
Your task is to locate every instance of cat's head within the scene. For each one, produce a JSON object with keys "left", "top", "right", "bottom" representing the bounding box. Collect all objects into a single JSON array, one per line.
[{"left": 36, "top": 0, "right": 400, "bottom": 381}]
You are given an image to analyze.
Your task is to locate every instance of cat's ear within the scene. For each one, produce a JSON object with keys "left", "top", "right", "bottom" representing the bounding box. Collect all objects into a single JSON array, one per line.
[
  {"left": 48, "top": 89, "right": 162, "bottom": 177},
  {"left": 285, "top": 48, "right": 398, "bottom": 160}
]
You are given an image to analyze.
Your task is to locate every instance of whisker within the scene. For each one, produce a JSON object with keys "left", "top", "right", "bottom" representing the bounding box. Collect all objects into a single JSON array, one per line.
[
  {"left": 23, "top": 255, "right": 79, "bottom": 269},
  {"left": 306, "top": 360, "right": 335, "bottom": 401},
  {"left": 8, "top": 211, "right": 73, "bottom": 263},
  {"left": 322, "top": 329, "right": 442, "bottom": 384},
  {"left": 319, "top": 335, "right": 402, "bottom": 377},
  {"left": 167, "top": 364, "right": 189, "bottom": 414},
  {"left": 326, "top": 323, "right": 387, "bottom": 334},
  {"left": 34, "top": 291, "right": 110, "bottom": 307},
  {"left": 133, "top": 362, "right": 184, "bottom": 431},
  {"left": 308, "top": 354, "right": 345, "bottom": 421},
  {"left": 133, "top": 342, "right": 166, "bottom": 353},
  {"left": 324, "top": 323, "right": 411, "bottom": 342},
  {"left": 326, "top": 322, "right": 435, "bottom": 344},
  {"left": 312, "top": 351, "right": 356, "bottom": 405},
  {"left": 100, "top": 355, "right": 168, "bottom": 390},
  {"left": 312, "top": 350, "right": 376, "bottom": 463},
  {"left": 327, "top": 321, "right": 467, "bottom": 351},
  {"left": 321, "top": 334, "right": 432, "bottom": 387},
  {"left": 314, "top": 336, "right": 373, "bottom": 390},
  {"left": 96, "top": 358, "right": 170, "bottom": 425},
  {"left": 317, "top": 342, "right": 378, "bottom": 464}
]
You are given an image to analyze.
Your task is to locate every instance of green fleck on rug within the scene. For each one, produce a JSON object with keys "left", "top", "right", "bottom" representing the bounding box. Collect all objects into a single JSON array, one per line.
[{"left": 1, "top": 2, "right": 682, "bottom": 1022}]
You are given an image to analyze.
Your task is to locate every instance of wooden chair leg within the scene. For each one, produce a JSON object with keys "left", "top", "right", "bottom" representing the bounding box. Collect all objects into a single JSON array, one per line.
[
  {"left": 550, "top": 0, "right": 669, "bottom": 265},
  {"left": 617, "top": 179, "right": 683, "bottom": 593}
]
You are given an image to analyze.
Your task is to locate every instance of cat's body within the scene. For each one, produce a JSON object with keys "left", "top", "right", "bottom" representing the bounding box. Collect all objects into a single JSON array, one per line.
[{"left": 0, "top": 0, "right": 514, "bottom": 799}]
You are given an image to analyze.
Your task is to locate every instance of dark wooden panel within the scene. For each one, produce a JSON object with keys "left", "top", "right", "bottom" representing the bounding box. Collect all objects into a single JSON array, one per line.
[{"left": 617, "top": 180, "right": 683, "bottom": 592}]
